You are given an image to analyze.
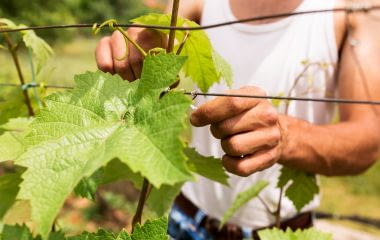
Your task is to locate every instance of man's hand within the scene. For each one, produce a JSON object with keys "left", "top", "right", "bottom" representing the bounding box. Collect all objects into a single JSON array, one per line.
[
  {"left": 190, "top": 86, "right": 283, "bottom": 177},
  {"left": 95, "top": 28, "right": 166, "bottom": 81}
]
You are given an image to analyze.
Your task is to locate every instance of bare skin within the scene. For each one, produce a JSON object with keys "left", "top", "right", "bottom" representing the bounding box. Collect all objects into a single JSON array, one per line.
[{"left": 96, "top": 0, "right": 380, "bottom": 177}]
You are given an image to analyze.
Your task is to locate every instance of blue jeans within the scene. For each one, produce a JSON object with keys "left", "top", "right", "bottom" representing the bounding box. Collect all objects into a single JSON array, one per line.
[
  {"left": 168, "top": 204, "right": 253, "bottom": 240},
  {"left": 168, "top": 204, "right": 213, "bottom": 240}
]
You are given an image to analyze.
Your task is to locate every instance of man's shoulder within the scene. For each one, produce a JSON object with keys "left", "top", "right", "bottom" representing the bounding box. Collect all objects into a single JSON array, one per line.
[
  {"left": 334, "top": 0, "right": 380, "bottom": 33},
  {"left": 332, "top": 0, "right": 380, "bottom": 49},
  {"left": 334, "top": 0, "right": 380, "bottom": 24}
]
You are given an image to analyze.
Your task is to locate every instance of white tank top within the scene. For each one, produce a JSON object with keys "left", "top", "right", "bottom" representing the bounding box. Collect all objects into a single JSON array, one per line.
[{"left": 182, "top": 0, "right": 338, "bottom": 229}]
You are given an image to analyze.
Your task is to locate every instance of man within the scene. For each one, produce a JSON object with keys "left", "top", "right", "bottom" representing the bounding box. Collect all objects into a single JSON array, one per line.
[{"left": 96, "top": 0, "right": 380, "bottom": 239}]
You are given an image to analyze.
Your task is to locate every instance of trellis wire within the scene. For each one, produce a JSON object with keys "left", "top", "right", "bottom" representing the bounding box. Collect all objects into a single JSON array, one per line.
[
  {"left": 185, "top": 92, "right": 380, "bottom": 105},
  {"left": 1, "top": 4, "right": 380, "bottom": 106},
  {"left": 0, "top": 82, "right": 73, "bottom": 89},
  {"left": 0, "top": 3, "right": 379, "bottom": 230},
  {"left": 1, "top": 83, "right": 379, "bottom": 105},
  {"left": 0, "top": 5, "right": 379, "bottom": 33}
]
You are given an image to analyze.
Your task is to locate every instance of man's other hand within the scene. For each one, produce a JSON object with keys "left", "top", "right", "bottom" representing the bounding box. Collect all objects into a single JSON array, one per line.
[{"left": 191, "top": 86, "right": 283, "bottom": 177}]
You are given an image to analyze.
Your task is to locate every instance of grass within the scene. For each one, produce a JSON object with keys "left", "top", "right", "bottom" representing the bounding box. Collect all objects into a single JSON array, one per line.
[
  {"left": 0, "top": 37, "right": 98, "bottom": 89},
  {"left": 319, "top": 161, "right": 380, "bottom": 235}
]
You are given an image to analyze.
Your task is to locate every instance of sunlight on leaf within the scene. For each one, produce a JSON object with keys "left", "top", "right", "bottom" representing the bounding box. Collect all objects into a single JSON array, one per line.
[{"left": 220, "top": 180, "right": 268, "bottom": 227}]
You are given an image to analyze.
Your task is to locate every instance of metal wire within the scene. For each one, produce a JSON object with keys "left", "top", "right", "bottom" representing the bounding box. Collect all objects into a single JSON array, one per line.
[
  {"left": 0, "top": 5, "right": 378, "bottom": 33},
  {"left": 1, "top": 83, "right": 379, "bottom": 105},
  {"left": 0, "top": 4, "right": 379, "bottom": 105},
  {"left": 185, "top": 92, "right": 380, "bottom": 105},
  {"left": 0, "top": 82, "right": 73, "bottom": 89}
]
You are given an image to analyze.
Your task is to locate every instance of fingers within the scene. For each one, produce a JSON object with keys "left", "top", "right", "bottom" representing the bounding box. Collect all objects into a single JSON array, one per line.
[
  {"left": 96, "top": 36, "right": 114, "bottom": 74},
  {"left": 222, "top": 147, "right": 280, "bottom": 177},
  {"left": 190, "top": 85, "right": 283, "bottom": 176},
  {"left": 210, "top": 102, "right": 278, "bottom": 139},
  {"left": 220, "top": 127, "right": 281, "bottom": 157},
  {"left": 127, "top": 28, "right": 167, "bottom": 79},
  {"left": 191, "top": 86, "right": 266, "bottom": 127},
  {"left": 95, "top": 28, "right": 167, "bottom": 81},
  {"left": 110, "top": 31, "right": 135, "bottom": 80}
]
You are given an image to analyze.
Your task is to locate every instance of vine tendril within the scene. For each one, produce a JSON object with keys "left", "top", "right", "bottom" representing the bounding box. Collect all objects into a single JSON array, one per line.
[{"left": 93, "top": 19, "right": 147, "bottom": 57}]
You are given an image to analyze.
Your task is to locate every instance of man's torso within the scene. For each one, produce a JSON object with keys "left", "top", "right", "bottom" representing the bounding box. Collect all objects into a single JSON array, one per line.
[{"left": 182, "top": 0, "right": 342, "bottom": 228}]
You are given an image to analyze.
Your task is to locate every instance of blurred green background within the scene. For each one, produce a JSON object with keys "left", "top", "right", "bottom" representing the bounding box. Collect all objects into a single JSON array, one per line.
[
  {"left": 0, "top": 0, "right": 156, "bottom": 41},
  {"left": 0, "top": 0, "right": 379, "bottom": 237}
]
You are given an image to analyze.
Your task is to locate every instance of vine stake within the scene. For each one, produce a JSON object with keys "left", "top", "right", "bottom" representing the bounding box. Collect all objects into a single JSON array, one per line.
[
  {"left": 168, "top": 0, "right": 180, "bottom": 53},
  {"left": 168, "top": 0, "right": 181, "bottom": 89},
  {"left": 132, "top": 1, "right": 181, "bottom": 230},
  {"left": 3, "top": 33, "right": 35, "bottom": 116}
]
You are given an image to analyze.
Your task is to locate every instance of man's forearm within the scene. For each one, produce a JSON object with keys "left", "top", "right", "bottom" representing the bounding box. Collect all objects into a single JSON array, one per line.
[{"left": 279, "top": 115, "right": 380, "bottom": 176}]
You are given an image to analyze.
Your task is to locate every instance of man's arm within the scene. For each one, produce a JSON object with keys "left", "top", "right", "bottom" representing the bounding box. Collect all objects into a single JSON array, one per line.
[
  {"left": 191, "top": 7, "right": 380, "bottom": 177},
  {"left": 280, "top": 8, "right": 380, "bottom": 176}
]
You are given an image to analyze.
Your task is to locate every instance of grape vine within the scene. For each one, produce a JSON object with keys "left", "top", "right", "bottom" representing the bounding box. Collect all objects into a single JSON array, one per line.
[{"left": 0, "top": 1, "right": 334, "bottom": 240}]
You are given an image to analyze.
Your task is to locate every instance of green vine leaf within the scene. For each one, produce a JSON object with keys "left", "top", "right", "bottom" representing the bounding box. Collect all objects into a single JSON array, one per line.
[
  {"left": 131, "top": 217, "right": 169, "bottom": 240},
  {"left": 0, "top": 18, "right": 53, "bottom": 74},
  {"left": 147, "top": 182, "right": 183, "bottom": 216},
  {"left": 74, "top": 159, "right": 143, "bottom": 201},
  {"left": 68, "top": 229, "right": 116, "bottom": 240},
  {"left": 258, "top": 228, "right": 332, "bottom": 240},
  {"left": 0, "top": 172, "right": 23, "bottom": 220},
  {"left": 15, "top": 53, "right": 194, "bottom": 239},
  {"left": 0, "top": 132, "right": 21, "bottom": 161},
  {"left": 0, "top": 88, "right": 31, "bottom": 125},
  {"left": 0, "top": 118, "right": 32, "bottom": 163},
  {"left": 66, "top": 217, "right": 168, "bottom": 240},
  {"left": 47, "top": 232, "right": 66, "bottom": 240},
  {"left": 0, "top": 224, "right": 33, "bottom": 240},
  {"left": 185, "top": 148, "right": 229, "bottom": 185},
  {"left": 0, "top": 224, "right": 66, "bottom": 240},
  {"left": 75, "top": 159, "right": 180, "bottom": 215},
  {"left": 22, "top": 31, "right": 54, "bottom": 74},
  {"left": 116, "top": 231, "right": 131, "bottom": 240},
  {"left": 277, "top": 167, "right": 319, "bottom": 212},
  {"left": 2, "top": 200, "right": 32, "bottom": 228},
  {"left": 212, "top": 50, "right": 233, "bottom": 88},
  {"left": 73, "top": 170, "right": 104, "bottom": 201},
  {"left": 220, "top": 180, "right": 269, "bottom": 227},
  {"left": 131, "top": 14, "right": 233, "bottom": 92},
  {"left": 146, "top": 147, "right": 231, "bottom": 216},
  {"left": 0, "top": 18, "right": 18, "bottom": 29}
]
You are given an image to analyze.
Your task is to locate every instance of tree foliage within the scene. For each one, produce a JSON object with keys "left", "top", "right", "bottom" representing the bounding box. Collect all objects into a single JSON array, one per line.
[{"left": 0, "top": 0, "right": 151, "bottom": 41}]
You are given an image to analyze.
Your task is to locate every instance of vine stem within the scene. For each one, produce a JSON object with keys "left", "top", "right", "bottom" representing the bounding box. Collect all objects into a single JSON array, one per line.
[
  {"left": 132, "top": 178, "right": 152, "bottom": 230},
  {"left": 275, "top": 187, "right": 284, "bottom": 228},
  {"left": 3, "top": 33, "right": 35, "bottom": 116},
  {"left": 168, "top": 0, "right": 180, "bottom": 53},
  {"left": 168, "top": 0, "right": 181, "bottom": 89},
  {"left": 121, "top": 1, "right": 181, "bottom": 230},
  {"left": 274, "top": 61, "right": 316, "bottom": 227},
  {"left": 284, "top": 62, "right": 319, "bottom": 114}
]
